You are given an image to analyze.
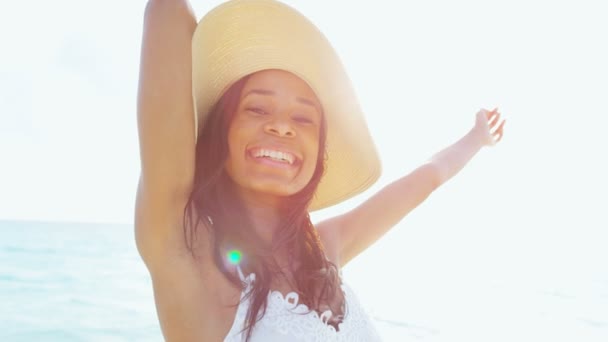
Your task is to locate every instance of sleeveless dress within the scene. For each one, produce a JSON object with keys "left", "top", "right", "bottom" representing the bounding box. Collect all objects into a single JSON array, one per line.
[{"left": 224, "top": 266, "right": 382, "bottom": 341}]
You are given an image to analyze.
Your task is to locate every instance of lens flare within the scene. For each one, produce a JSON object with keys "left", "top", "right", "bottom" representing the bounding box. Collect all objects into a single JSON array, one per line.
[{"left": 227, "top": 249, "right": 242, "bottom": 265}]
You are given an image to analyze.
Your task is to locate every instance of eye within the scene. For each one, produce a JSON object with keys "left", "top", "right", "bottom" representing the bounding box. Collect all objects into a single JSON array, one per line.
[
  {"left": 246, "top": 107, "right": 268, "bottom": 115},
  {"left": 293, "top": 115, "right": 315, "bottom": 124}
]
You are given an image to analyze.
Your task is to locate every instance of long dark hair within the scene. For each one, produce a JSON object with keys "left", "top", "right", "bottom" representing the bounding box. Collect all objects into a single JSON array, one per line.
[{"left": 183, "top": 73, "right": 344, "bottom": 340}]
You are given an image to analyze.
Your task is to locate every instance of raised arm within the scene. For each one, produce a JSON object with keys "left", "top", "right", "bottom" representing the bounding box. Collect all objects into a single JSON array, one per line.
[
  {"left": 319, "top": 108, "right": 506, "bottom": 266},
  {"left": 135, "top": 0, "right": 198, "bottom": 268}
]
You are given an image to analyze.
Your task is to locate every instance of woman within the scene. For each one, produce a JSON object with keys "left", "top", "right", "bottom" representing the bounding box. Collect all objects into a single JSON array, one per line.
[{"left": 135, "top": 0, "right": 505, "bottom": 341}]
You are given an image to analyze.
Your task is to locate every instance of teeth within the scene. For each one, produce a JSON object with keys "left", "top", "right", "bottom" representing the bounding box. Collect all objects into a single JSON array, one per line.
[{"left": 253, "top": 149, "right": 295, "bottom": 164}]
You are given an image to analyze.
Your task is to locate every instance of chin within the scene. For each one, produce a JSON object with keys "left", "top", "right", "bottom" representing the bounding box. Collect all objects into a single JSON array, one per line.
[
  {"left": 225, "top": 161, "right": 315, "bottom": 201},
  {"left": 251, "top": 180, "right": 309, "bottom": 198}
]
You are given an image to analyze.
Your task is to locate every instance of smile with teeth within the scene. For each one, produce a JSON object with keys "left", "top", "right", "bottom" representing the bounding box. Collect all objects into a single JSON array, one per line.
[{"left": 251, "top": 148, "right": 297, "bottom": 165}]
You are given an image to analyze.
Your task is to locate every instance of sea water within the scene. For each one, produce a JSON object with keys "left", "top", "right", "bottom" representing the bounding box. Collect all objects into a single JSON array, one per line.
[
  {"left": 1, "top": 220, "right": 159, "bottom": 342},
  {"left": 1, "top": 220, "right": 606, "bottom": 341}
]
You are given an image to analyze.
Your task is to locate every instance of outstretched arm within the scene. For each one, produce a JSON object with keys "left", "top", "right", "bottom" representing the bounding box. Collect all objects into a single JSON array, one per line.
[
  {"left": 318, "top": 108, "right": 506, "bottom": 267},
  {"left": 135, "top": 0, "right": 199, "bottom": 269}
]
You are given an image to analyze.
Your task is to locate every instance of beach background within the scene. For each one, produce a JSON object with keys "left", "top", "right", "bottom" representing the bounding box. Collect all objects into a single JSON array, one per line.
[{"left": 1, "top": 0, "right": 607, "bottom": 341}]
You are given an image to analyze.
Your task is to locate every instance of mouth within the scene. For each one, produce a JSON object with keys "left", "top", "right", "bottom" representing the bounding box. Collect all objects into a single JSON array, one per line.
[{"left": 248, "top": 147, "right": 300, "bottom": 166}]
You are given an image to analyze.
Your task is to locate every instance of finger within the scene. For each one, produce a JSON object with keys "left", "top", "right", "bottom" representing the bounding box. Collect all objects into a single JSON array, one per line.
[
  {"left": 493, "top": 120, "right": 506, "bottom": 142},
  {"left": 485, "top": 107, "right": 498, "bottom": 118},
  {"left": 479, "top": 109, "right": 493, "bottom": 125},
  {"left": 483, "top": 108, "right": 493, "bottom": 119},
  {"left": 492, "top": 119, "right": 506, "bottom": 134},
  {"left": 488, "top": 112, "right": 501, "bottom": 127},
  {"left": 495, "top": 130, "right": 504, "bottom": 143}
]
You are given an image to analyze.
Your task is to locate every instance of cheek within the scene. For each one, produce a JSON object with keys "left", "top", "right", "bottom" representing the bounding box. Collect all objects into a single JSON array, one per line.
[
  {"left": 301, "top": 133, "right": 321, "bottom": 173},
  {"left": 305, "top": 129, "right": 321, "bottom": 160},
  {"left": 227, "top": 118, "right": 250, "bottom": 153},
  {"left": 225, "top": 124, "right": 244, "bottom": 173}
]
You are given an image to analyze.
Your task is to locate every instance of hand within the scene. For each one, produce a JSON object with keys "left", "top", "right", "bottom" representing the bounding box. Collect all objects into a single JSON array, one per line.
[{"left": 473, "top": 108, "right": 506, "bottom": 146}]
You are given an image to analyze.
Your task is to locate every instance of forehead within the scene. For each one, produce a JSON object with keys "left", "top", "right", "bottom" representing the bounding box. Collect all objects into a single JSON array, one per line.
[{"left": 241, "top": 70, "right": 320, "bottom": 105}]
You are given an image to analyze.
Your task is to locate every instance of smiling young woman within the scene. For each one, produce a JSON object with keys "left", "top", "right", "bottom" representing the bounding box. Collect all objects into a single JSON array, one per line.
[
  {"left": 225, "top": 70, "right": 323, "bottom": 202},
  {"left": 135, "top": 0, "right": 505, "bottom": 341}
]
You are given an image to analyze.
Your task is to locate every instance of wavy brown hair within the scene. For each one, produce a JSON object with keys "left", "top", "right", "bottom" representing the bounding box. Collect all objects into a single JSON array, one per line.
[{"left": 183, "top": 73, "right": 345, "bottom": 341}]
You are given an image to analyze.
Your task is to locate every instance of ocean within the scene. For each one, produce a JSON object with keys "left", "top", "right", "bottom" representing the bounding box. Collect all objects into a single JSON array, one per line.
[
  {"left": 1, "top": 220, "right": 606, "bottom": 341},
  {"left": 1, "top": 220, "right": 160, "bottom": 342}
]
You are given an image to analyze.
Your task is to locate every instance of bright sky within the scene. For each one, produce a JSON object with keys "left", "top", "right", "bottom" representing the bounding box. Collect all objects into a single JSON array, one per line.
[{"left": 1, "top": 0, "right": 607, "bottom": 339}]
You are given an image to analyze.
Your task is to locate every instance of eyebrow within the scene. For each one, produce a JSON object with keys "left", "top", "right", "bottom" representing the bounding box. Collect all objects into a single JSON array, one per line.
[{"left": 245, "top": 89, "right": 319, "bottom": 110}]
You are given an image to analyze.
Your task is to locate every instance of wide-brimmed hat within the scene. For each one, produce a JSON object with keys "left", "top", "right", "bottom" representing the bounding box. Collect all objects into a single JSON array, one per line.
[{"left": 192, "top": 0, "right": 381, "bottom": 211}]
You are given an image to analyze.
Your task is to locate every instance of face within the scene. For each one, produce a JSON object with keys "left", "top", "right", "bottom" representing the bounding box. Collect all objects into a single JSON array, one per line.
[{"left": 225, "top": 70, "right": 322, "bottom": 203}]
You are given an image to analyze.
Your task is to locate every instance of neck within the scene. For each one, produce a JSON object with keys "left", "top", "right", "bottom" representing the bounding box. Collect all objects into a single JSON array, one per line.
[
  {"left": 236, "top": 189, "right": 283, "bottom": 245},
  {"left": 236, "top": 189, "right": 300, "bottom": 272},
  {"left": 230, "top": 183, "right": 304, "bottom": 271},
  {"left": 242, "top": 196, "right": 298, "bottom": 270}
]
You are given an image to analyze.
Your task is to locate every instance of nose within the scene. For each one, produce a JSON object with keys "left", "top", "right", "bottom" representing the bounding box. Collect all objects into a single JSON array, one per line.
[{"left": 264, "top": 118, "right": 296, "bottom": 138}]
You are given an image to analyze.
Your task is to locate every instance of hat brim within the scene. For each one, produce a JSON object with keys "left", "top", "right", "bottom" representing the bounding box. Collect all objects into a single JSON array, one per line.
[{"left": 192, "top": 0, "right": 381, "bottom": 211}]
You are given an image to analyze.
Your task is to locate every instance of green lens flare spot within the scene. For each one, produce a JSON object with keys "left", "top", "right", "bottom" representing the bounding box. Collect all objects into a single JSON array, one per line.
[{"left": 227, "top": 249, "right": 242, "bottom": 265}]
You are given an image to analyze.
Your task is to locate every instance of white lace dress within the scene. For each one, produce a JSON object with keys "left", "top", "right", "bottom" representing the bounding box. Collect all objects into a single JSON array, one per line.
[{"left": 224, "top": 268, "right": 382, "bottom": 342}]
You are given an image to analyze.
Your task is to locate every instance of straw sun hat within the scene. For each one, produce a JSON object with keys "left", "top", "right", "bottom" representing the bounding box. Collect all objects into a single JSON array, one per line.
[{"left": 192, "top": 0, "right": 381, "bottom": 211}]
